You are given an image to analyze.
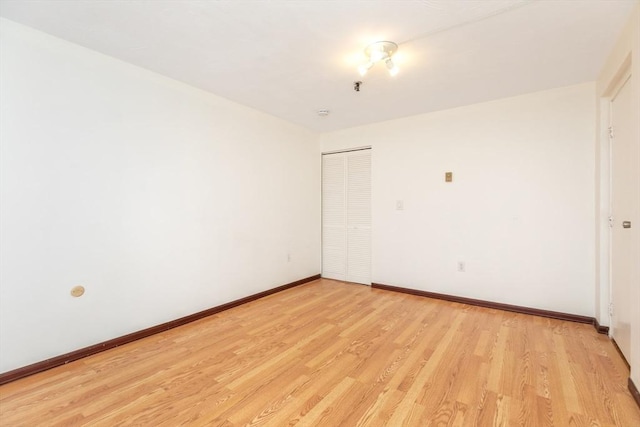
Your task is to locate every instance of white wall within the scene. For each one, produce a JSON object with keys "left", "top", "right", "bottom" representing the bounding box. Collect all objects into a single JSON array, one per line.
[
  {"left": 596, "top": 2, "right": 640, "bottom": 390},
  {"left": 321, "top": 83, "right": 596, "bottom": 317},
  {"left": 0, "top": 18, "right": 320, "bottom": 373}
]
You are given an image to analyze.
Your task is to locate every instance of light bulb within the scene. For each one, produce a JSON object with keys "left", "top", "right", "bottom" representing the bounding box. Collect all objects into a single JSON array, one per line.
[
  {"left": 358, "top": 62, "right": 374, "bottom": 76},
  {"left": 386, "top": 59, "right": 399, "bottom": 76}
]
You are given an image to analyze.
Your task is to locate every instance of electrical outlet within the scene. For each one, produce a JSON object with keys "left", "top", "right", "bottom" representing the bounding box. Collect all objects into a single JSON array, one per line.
[{"left": 457, "top": 262, "right": 465, "bottom": 272}]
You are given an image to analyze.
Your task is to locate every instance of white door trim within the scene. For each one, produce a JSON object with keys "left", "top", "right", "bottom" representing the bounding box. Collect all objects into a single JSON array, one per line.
[{"left": 597, "top": 56, "right": 632, "bottom": 332}]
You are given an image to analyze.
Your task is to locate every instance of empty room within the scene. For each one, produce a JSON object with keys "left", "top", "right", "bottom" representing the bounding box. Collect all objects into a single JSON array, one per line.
[{"left": 1, "top": 0, "right": 639, "bottom": 425}]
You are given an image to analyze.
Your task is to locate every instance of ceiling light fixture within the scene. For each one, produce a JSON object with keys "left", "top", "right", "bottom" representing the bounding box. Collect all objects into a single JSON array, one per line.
[{"left": 358, "top": 41, "right": 399, "bottom": 77}]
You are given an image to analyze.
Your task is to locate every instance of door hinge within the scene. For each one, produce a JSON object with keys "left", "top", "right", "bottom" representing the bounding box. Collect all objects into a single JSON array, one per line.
[
  {"left": 608, "top": 126, "right": 614, "bottom": 139},
  {"left": 609, "top": 302, "right": 614, "bottom": 317},
  {"left": 608, "top": 216, "right": 614, "bottom": 228}
]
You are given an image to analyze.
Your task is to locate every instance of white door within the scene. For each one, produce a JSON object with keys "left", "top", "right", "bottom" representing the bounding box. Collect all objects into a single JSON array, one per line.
[
  {"left": 322, "top": 149, "right": 371, "bottom": 284},
  {"left": 610, "top": 74, "right": 635, "bottom": 363}
]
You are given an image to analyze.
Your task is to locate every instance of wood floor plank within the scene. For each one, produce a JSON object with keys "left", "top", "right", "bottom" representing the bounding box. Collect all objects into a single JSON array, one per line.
[{"left": 1, "top": 279, "right": 639, "bottom": 426}]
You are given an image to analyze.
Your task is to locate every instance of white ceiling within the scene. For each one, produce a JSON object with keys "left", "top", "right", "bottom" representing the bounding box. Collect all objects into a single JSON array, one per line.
[{"left": 0, "top": 0, "right": 636, "bottom": 132}]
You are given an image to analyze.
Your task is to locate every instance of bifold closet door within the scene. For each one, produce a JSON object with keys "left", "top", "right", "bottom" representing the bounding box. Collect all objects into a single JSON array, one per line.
[{"left": 322, "top": 149, "right": 371, "bottom": 285}]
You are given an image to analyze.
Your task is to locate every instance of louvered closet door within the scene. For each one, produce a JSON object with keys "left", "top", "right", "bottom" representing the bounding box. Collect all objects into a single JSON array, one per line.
[
  {"left": 322, "top": 154, "right": 347, "bottom": 281},
  {"left": 345, "top": 151, "right": 371, "bottom": 284},
  {"left": 322, "top": 149, "right": 371, "bottom": 285}
]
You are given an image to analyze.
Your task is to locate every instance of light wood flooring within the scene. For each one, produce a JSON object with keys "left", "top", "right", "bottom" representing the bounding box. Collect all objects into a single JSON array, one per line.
[{"left": 1, "top": 279, "right": 639, "bottom": 426}]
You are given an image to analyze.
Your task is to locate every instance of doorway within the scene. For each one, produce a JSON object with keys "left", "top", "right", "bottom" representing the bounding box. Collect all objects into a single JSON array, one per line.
[{"left": 321, "top": 148, "right": 371, "bottom": 285}]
